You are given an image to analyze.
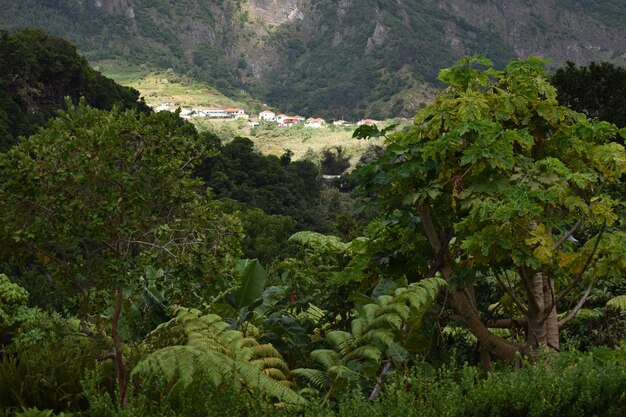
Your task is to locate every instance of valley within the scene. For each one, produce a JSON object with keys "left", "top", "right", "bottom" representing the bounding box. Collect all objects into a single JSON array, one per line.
[{"left": 101, "top": 60, "right": 392, "bottom": 165}]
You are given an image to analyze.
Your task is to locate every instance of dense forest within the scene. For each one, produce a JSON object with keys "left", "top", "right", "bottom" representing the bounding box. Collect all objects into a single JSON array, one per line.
[
  {"left": 0, "top": 29, "right": 149, "bottom": 151},
  {"left": 0, "top": 31, "right": 625, "bottom": 417},
  {"left": 1, "top": 1, "right": 624, "bottom": 118}
]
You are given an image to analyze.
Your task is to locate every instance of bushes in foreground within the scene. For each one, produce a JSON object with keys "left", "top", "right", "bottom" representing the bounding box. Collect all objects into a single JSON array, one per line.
[{"left": 73, "top": 347, "right": 626, "bottom": 417}]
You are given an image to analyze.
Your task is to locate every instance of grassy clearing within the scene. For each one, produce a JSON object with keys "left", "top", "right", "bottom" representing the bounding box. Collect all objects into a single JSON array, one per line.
[
  {"left": 192, "top": 119, "right": 408, "bottom": 166},
  {"left": 94, "top": 60, "right": 262, "bottom": 113}
]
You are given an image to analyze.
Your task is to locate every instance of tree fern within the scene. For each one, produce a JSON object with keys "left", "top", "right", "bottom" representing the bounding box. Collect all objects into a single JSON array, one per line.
[
  {"left": 294, "top": 277, "right": 447, "bottom": 399},
  {"left": 289, "top": 231, "right": 350, "bottom": 252},
  {"left": 131, "top": 307, "right": 305, "bottom": 406}
]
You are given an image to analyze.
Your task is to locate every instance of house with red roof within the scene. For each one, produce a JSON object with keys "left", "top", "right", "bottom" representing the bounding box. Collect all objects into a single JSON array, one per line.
[
  {"left": 305, "top": 118, "right": 326, "bottom": 128},
  {"left": 225, "top": 108, "right": 246, "bottom": 117}
]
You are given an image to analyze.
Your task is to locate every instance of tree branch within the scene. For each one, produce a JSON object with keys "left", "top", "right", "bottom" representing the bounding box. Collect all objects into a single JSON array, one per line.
[
  {"left": 552, "top": 223, "right": 605, "bottom": 309},
  {"left": 486, "top": 317, "right": 527, "bottom": 329},
  {"left": 112, "top": 286, "right": 128, "bottom": 409},
  {"left": 419, "top": 203, "right": 442, "bottom": 253},
  {"left": 558, "top": 275, "right": 598, "bottom": 328},
  {"left": 369, "top": 361, "right": 394, "bottom": 401},
  {"left": 492, "top": 269, "right": 529, "bottom": 316},
  {"left": 552, "top": 219, "right": 582, "bottom": 250}
]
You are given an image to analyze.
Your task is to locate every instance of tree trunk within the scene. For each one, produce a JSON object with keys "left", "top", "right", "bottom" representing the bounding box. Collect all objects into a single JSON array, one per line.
[
  {"left": 112, "top": 286, "right": 128, "bottom": 409},
  {"left": 543, "top": 275, "right": 560, "bottom": 352},
  {"left": 522, "top": 272, "right": 560, "bottom": 357},
  {"left": 418, "top": 204, "right": 521, "bottom": 362}
]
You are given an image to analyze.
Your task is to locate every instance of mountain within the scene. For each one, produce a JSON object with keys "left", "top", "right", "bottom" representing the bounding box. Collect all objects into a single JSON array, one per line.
[
  {"left": 1, "top": 0, "right": 624, "bottom": 119},
  {"left": 0, "top": 28, "right": 148, "bottom": 150}
]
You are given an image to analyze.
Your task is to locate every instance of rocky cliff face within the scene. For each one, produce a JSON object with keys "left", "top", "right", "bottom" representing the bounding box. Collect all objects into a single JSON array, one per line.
[
  {"left": 440, "top": 0, "right": 625, "bottom": 66},
  {"left": 2, "top": 0, "right": 624, "bottom": 118},
  {"left": 249, "top": 0, "right": 305, "bottom": 25}
]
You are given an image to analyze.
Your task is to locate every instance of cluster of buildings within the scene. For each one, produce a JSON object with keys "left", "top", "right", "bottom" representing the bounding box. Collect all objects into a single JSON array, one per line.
[
  {"left": 259, "top": 110, "right": 378, "bottom": 129},
  {"left": 152, "top": 103, "right": 378, "bottom": 128},
  {"left": 153, "top": 103, "right": 248, "bottom": 120}
]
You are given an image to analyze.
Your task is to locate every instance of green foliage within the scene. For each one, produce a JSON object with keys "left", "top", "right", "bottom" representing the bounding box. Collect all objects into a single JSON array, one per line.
[
  {"left": 0, "top": 28, "right": 148, "bottom": 150},
  {"left": 215, "top": 199, "right": 297, "bottom": 266},
  {"left": 0, "top": 327, "right": 106, "bottom": 414},
  {"left": 132, "top": 307, "right": 305, "bottom": 407},
  {"left": 289, "top": 231, "right": 352, "bottom": 253},
  {"left": 196, "top": 136, "right": 324, "bottom": 230},
  {"left": 355, "top": 55, "right": 626, "bottom": 357},
  {"left": 0, "top": 101, "right": 241, "bottom": 313},
  {"left": 294, "top": 277, "right": 447, "bottom": 399},
  {"left": 551, "top": 61, "right": 626, "bottom": 133},
  {"left": 320, "top": 147, "right": 351, "bottom": 175},
  {"left": 0, "top": 274, "right": 51, "bottom": 349},
  {"left": 233, "top": 259, "right": 268, "bottom": 310},
  {"left": 606, "top": 295, "right": 626, "bottom": 311},
  {"left": 15, "top": 408, "right": 73, "bottom": 417}
]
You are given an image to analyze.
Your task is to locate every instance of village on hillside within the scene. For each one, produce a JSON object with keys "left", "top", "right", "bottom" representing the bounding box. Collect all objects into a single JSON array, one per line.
[{"left": 152, "top": 103, "right": 379, "bottom": 128}]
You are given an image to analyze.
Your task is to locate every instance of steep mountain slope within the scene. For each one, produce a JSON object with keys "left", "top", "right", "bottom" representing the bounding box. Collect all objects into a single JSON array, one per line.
[
  {"left": 1, "top": 0, "right": 624, "bottom": 118},
  {"left": 0, "top": 28, "right": 147, "bottom": 150}
]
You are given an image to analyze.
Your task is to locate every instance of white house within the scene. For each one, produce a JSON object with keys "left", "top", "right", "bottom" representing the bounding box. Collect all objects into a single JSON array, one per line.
[
  {"left": 357, "top": 119, "right": 378, "bottom": 126},
  {"left": 199, "top": 108, "right": 228, "bottom": 118},
  {"left": 259, "top": 110, "right": 276, "bottom": 121},
  {"left": 275, "top": 114, "right": 290, "bottom": 125},
  {"left": 179, "top": 108, "right": 193, "bottom": 119},
  {"left": 225, "top": 108, "right": 246, "bottom": 117},
  {"left": 305, "top": 117, "right": 326, "bottom": 128},
  {"left": 154, "top": 103, "right": 174, "bottom": 112}
]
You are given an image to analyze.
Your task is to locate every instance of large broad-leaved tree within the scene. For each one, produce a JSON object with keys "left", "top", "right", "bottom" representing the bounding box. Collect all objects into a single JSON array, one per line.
[
  {"left": 0, "top": 101, "right": 241, "bottom": 405},
  {"left": 356, "top": 57, "right": 626, "bottom": 362}
]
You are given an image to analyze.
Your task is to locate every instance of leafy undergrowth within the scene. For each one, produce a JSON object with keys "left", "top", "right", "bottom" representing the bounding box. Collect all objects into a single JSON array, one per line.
[{"left": 57, "top": 348, "right": 626, "bottom": 417}]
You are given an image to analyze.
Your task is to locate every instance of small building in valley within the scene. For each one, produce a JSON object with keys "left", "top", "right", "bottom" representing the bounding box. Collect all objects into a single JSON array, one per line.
[
  {"left": 259, "top": 110, "right": 276, "bottom": 121},
  {"left": 225, "top": 108, "right": 246, "bottom": 117},
  {"left": 357, "top": 119, "right": 378, "bottom": 126},
  {"left": 305, "top": 117, "right": 326, "bottom": 128}
]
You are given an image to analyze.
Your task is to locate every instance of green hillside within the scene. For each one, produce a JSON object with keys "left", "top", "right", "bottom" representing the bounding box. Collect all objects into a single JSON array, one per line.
[{"left": 1, "top": 0, "right": 624, "bottom": 118}]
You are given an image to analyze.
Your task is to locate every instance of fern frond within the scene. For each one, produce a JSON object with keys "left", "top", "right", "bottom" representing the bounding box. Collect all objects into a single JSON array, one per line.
[
  {"left": 325, "top": 331, "right": 354, "bottom": 356},
  {"left": 249, "top": 343, "right": 282, "bottom": 359},
  {"left": 131, "top": 345, "right": 209, "bottom": 391},
  {"left": 289, "top": 231, "right": 349, "bottom": 252},
  {"left": 360, "top": 303, "right": 380, "bottom": 322},
  {"left": 351, "top": 317, "right": 367, "bottom": 338},
  {"left": 376, "top": 295, "right": 395, "bottom": 307},
  {"left": 607, "top": 295, "right": 626, "bottom": 311},
  {"left": 239, "top": 336, "right": 261, "bottom": 349},
  {"left": 311, "top": 349, "right": 341, "bottom": 369},
  {"left": 406, "top": 278, "right": 447, "bottom": 301},
  {"left": 252, "top": 357, "right": 291, "bottom": 376},
  {"left": 360, "top": 328, "right": 394, "bottom": 346},
  {"left": 344, "top": 345, "right": 382, "bottom": 363},
  {"left": 261, "top": 367, "right": 289, "bottom": 381},
  {"left": 237, "top": 362, "right": 306, "bottom": 406},
  {"left": 134, "top": 309, "right": 303, "bottom": 405},
  {"left": 292, "top": 368, "right": 328, "bottom": 390}
]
